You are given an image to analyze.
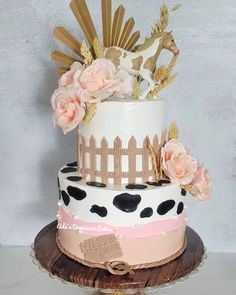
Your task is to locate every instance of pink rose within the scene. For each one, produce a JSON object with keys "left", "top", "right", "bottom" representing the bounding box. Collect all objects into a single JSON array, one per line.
[
  {"left": 51, "top": 86, "right": 85, "bottom": 134},
  {"left": 114, "top": 69, "right": 134, "bottom": 98},
  {"left": 161, "top": 139, "right": 198, "bottom": 185},
  {"left": 73, "top": 58, "right": 133, "bottom": 103},
  {"left": 191, "top": 165, "right": 212, "bottom": 200},
  {"left": 59, "top": 62, "right": 83, "bottom": 87}
]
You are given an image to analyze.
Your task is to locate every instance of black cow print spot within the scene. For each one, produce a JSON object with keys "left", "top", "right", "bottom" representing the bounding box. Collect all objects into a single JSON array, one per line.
[
  {"left": 140, "top": 207, "right": 153, "bottom": 218},
  {"left": 126, "top": 184, "right": 147, "bottom": 190},
  {"left": 57, "top": 177, "right": 61, "bottom": 200},
  {"left": 86, "top": 181, "right": 106, "bottom": 188},
  {"left": 146, "top": 181, "right": 162, "bottom": 186},
  {"left": 66, "top": 161, "right": 77, "bottom": 167},
  {"left": 90, "top": 205, "right": 107, "bottom": 217},
  {"left": 61, "top": 191, "right": 70, "bottom": 206},
  {"left": 158, "top": 179, "right": 171, "bottom": 184},
  {"left": 67, "top": 186, "right": 87, "bottom": 201},
  {"left": 157, "top": 200, "right": 176, "bottom": 215},
  {"left": 61, "top": 167, "right": 77, "bottom": 173},
  {"left": 181, "top": 189, "right": 187, "bottom": 196},
  {"left": 67, "top": 176, "right": 82, "bottom": 182},
  {"left": 113, "top": 193, "right": 141, "bottom": 213},
  {"left": 177, "top": 202, "right": 184, "bottom": 215}
]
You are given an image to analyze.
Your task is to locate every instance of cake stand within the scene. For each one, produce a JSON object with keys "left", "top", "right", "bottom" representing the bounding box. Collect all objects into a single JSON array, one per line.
[{"left": 32, "top": 221, "right": 206, "bottom": 294}]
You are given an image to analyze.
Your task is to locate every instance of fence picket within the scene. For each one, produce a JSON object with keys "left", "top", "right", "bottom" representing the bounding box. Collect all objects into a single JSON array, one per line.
[
  {"left": 89, "top": 136, "right": 96, "bottom": 181},
  {"left": 78, "top": 134, "right": 160, "bottom": 185},
  {"left": 113, "top": 137, "right": 122, "bottom": 185},
  {"left": 142, "top": 136, "right": 149, "bottom": 182},
  {"left": 101, "top": 137, "right": 108, "bottom": 183},
  {"left": 128, "top": 137, "right": 136, "bottom": 183}
]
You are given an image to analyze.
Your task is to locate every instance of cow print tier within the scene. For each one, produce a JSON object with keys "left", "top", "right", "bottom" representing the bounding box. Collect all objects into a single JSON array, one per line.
[{"left": 58, "top": 165, "right": 185, "bottom": 227}]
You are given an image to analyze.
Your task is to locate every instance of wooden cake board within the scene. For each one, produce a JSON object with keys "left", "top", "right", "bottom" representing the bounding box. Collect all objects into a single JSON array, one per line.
[{"left": 33, "top": 221, "right": 205, "bottom": 294}]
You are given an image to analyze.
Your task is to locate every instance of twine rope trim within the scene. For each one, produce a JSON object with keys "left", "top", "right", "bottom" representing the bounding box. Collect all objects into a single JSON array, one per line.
[{"left": 56, "top": 233, "right": 187, "bottom": 276}]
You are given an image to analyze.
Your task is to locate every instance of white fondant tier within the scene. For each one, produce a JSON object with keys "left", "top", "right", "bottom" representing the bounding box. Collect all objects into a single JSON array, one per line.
[
  {"left": 58, "top": 165, "right": 185, "bottom": 228},
  {"left": 79, "top": 98, "right": 163, "bottom": 145},
  {"left": 77, "top": 98, "right": 164, "bottom": 185}
]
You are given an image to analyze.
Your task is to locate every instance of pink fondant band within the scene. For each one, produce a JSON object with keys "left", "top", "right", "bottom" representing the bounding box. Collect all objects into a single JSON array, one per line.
[{"left": 58, "top": 207, "right": 187, "bottom": 238}]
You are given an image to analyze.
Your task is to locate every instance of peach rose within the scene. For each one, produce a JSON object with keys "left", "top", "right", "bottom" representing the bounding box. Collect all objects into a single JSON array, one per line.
[
  {"left": 114, "top": 69, "right": 134, "bottom": 98},
  {"left": 191, "top": 165, "right": 212, "bottom": 200},
  {"left": 51, "top": 86, "right": 85, "bottom": 134},
  {"left": 73, "top": 58, "right": 133, "bottom": 103},
  {"left": 161, "top": 139, "right": 198, "bottom": 185},
  {"left": 59, "top": 62, "right": 83, "bottom": 87}
]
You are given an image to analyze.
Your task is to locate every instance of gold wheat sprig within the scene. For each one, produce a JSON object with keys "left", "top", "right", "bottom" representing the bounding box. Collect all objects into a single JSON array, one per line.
[
  {"left": 181, "top": 184, "right": 196, "bottom": 196},
  {"left": 150, "top": 73, "right": 177, "bottom": 97},
  {"left": 163, "top": 55, "right": 178, "bottom": 80},
  {"left": 147, "top": 139, "right": 159, "bottom": 180},
  {"left": 168, "top": 121, "right": 179, "bottom": 140},
  {"left": 81, "top": 41, "right": 93, "bottom": 65},
  {"left": 133, "top": 78, "right": 140, "bottom": 99},
  {"left": 83, "top": 103, "right": 97, "bottom": 124},
  {"left": 93, "top": 37, "right": 105, "bottom": 58}
]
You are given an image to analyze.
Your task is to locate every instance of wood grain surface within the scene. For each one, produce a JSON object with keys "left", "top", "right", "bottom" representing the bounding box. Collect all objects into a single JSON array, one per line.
[{"left": 34, "top": 221, "right": 205, "bottom": 290}]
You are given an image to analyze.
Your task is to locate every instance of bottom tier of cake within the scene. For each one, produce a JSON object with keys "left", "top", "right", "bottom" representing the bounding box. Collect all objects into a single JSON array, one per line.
[{"left": 56, "top": 164, "right": 187, "bottom": 272}]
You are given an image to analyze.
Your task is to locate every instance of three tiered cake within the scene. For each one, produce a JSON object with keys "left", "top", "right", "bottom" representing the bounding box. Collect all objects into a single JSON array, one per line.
[{"left": 51, "top": 0, "right": 211, "bottom": 275}]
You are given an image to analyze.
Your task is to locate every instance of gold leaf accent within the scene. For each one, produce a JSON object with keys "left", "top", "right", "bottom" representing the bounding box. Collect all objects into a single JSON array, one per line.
[
  {"left": 81, "top": 41, "right": 93, "bottom": 65},
  {"left": 102, "top": 0, "right": 112, "bottom": 47},
  {"left": 51, "top": 51, "right": 78, "bottom": 67},
  {"left": 53, "top": 27, "right": 83, "bottom": 59},
  {"left": 168, "top": 121, "right": 179, "bottom": 140},
  {"left": 150, "top": 73, "right": 177, "bottom": 98},
  {"left": 181, "top": 184, "right": 196, "bottom": 195},
  {"left": 56, "top": 67, "right": 70, "bottom": 74},
  {"left": 70, "top": 0, "right": 98, "bottom": 47},
  {"left": 83, "top": 103, "right": 97, "bottom": 124},
  {"left": 132, "top": 78, "right": 140, "bottom": 99},
  {"left": 171, "top": 4, "right": 182, "bottom": 11},
  {"left": 124, "top": 31, "right": 141, "bottom": 51},
  {"left": 147, "top": 139, "right": 159, "bottom": 180},
  {"left": 118, "top": 17, "right": 135, "bottom": 48},
  {"left": 111, "top": 5, "right": 125, "bottom": 46},
  {"left": 93, "top": 37, "right": 105, "bottom": 58}
]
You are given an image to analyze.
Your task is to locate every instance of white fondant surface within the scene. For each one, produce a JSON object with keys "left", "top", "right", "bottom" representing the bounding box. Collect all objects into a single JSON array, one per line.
[
  {"left": 79, "top": 98, "right": 163, "bottom": 146},
  {"left": 58, "top": 165, "right": 184, "bottom": 227}
]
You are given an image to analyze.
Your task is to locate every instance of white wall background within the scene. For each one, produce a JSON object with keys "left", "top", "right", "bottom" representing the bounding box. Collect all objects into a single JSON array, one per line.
[{"left": 0, "top": 0, "right": 235, "bottom": 251}]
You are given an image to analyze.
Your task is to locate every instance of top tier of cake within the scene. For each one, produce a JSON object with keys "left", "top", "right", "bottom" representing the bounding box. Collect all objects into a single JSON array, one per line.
[{"left": 77, "top": 98, "right": 164, "bottom": 185}]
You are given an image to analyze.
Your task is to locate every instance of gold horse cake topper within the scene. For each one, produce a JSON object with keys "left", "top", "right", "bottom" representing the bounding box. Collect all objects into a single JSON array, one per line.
[{"left": 52, "top": 0, "right": 181, "bottom": 99}]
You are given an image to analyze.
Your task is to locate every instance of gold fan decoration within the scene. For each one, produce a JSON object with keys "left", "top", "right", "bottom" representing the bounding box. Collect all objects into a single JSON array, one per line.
[{"left": 51, "top": 0, "right": 141, "bottom": 72}]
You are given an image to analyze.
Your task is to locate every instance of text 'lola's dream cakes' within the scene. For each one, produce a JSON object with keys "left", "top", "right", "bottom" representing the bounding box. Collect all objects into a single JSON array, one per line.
[{"left": 51, "top": 0, "right": 212, "bottom": 275}]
